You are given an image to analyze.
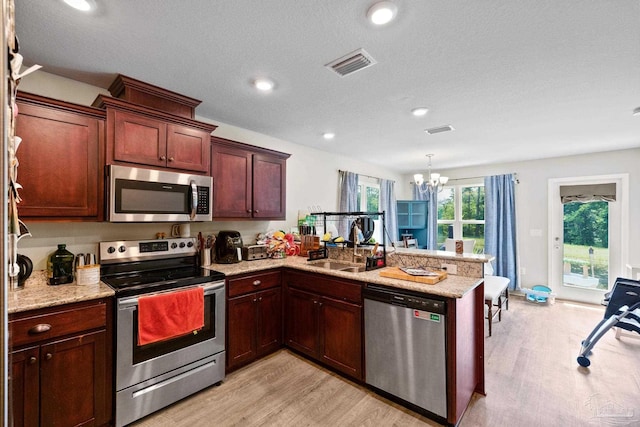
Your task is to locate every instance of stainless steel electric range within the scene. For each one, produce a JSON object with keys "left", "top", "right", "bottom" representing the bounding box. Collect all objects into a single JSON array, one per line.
[{"left": 99, "top": 238, "right": 226, "bottom": 427}]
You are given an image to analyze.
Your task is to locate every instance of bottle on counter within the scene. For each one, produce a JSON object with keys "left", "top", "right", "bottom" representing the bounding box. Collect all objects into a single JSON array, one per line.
[{"left": 47, "top": 244, "right": 75, "bottom": 285}]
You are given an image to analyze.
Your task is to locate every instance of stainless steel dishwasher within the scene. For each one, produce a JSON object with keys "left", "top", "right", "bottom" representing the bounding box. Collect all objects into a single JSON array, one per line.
[{"left": 364, "top": 283, "right": 447, "bottom": 419}]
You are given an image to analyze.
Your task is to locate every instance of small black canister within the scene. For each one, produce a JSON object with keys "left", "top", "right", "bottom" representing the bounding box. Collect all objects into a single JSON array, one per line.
[{"left": 47, "top": 244, "right": 75, "bottom": 285}]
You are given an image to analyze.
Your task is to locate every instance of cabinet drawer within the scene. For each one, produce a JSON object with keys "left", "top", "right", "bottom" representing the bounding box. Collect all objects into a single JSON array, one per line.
[
  {"left": 228, "top": 271, "right": 281, "bottom": 298},
  {"left": 284, "top": 271, "right": 362, "bottom": 304},
  {"left": 10, "top": 303, "right": 107, "bottom": 348}
]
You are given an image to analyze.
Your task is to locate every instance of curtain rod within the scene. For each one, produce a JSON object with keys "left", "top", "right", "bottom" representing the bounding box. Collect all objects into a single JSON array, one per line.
[
  {"left": 338, "top": 169, "right": 395, "bottom": 183},
  {"left": 447, "top": 172, "right": 519, "bottom": 183}
]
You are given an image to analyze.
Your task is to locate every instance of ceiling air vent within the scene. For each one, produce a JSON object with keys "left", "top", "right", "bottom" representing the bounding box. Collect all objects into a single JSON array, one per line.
[
  {"left": 325, "top": 48, "right": 377, "bottom": 77},
  {"left": 425, "top": 125, "right": 455, "bottom": 135}
]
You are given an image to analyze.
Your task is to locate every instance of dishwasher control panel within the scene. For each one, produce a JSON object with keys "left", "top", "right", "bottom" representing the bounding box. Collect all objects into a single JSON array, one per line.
[
  {"left": 402, "top": 296, "right": 445, "bottom": 313},
  {"left": 363, "top": 284, "right": 446, "bottom": 314}
]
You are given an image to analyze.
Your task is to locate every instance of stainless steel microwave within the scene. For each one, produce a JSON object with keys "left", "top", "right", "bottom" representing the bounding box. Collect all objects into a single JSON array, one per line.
[{"left": 107, "top": 165, "right": 212, "bottom": 222}]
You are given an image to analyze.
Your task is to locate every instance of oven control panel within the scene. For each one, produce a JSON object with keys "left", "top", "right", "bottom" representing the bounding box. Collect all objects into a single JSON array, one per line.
[{"left": 100, "top": 238, "right": 196, "bottom": 263}]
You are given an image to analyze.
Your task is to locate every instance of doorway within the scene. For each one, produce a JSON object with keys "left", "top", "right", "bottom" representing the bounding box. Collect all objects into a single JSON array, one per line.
[{"left": 548, "top": 175, "right": 628, "bottom": 304}]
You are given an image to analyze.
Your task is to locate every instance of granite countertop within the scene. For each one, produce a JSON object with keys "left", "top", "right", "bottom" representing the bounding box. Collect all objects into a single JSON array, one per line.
[
  {"left": 8, "top": 270, "right": 115, "bottom": 315},
  {"left": 9, "top": 251, "right": 483, "bottom": 314},
  {"left": 207, "top": 255, "right": 482, "bottom": 299}
]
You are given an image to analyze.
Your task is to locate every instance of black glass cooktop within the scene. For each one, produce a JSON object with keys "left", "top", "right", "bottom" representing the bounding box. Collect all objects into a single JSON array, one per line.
[{"left": 101, "top": 256, "right": 225, "bottom": 297}]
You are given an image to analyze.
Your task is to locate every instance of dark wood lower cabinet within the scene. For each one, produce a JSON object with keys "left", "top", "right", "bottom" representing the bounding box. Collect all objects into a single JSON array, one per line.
[
  {"left": 226, "top": 271, "right": 283, "bottom": 371},
  {"left": 319, "top": 295, "right": 362, "bottom": 378},
  {"left": 8, "top": 299, "right": 113, "bottom": 427},
  {"left": 284, "top": 270, "right": 363, "bottom": 380},
  {"left": 9, "top": 346, "right": 39, "bottom": 427},
  {"left": 40, "top": 331, "right": 108, "bottom": 427}
]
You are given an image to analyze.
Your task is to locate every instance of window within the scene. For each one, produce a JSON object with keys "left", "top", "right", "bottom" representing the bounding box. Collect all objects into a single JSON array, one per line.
[
  {"left": 357, "top": 179, "right": 379, "bottom": 212},
  {"left": 437, "top": 184, "right": 485, "bottom": 253}
]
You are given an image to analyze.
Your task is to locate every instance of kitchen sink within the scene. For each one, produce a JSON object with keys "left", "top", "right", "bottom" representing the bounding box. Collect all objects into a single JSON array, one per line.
[
  {"left": 311, "top": 261, "right": 367, "bottom": 273},
  {"left": 339, "top": 266, "right": 367, "bottom": 273}
]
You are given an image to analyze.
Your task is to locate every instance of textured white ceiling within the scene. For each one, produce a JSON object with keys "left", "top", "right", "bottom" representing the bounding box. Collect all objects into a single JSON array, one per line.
[{"left": 14, "top": 0, "right": 640, "bottom": 173}]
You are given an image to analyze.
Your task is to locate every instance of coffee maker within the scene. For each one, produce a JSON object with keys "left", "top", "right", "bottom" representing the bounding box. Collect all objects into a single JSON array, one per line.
[{"left": 215, "top": 231, "right": 243, "bottom": 263}]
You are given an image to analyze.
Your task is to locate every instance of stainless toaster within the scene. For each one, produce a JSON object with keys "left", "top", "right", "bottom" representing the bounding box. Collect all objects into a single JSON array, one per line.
[{"left": 242, "top": 244, "right": 268, "bottom": 261}]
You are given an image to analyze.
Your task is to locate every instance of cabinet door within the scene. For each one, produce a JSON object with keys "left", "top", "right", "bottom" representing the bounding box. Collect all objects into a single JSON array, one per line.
[
  {"left": 39, "top": 330, "right": 108, "bottom": 427},
  {"left": 285, "top": 287, "right": 319, "bottom": 357},
  {"left": 16, "top": 102, "right": 102, "bottom": 219},
  {"left": 166, "top": 123, "right": 210, "bottom": 173},
  {"left": 211, "top": 143, "right": 252, "bottom": 218},
  {"left": 256, "top": 287, "right": 282, "bottom": 357},
  {"left": 252, "top": 153, "right": 286, "bottom": 219},
  {"left": 397, "top": 201, "right": 410, "bottom": 228},
  {"left": 319, "top": 296, "right": 363, "bottom": 379},
  {"left": 9, "top": 346, "right": 40, "bottom": 427},
  {"left": 409, "top": 201, "right": 427, "bottom": 227},
  {"left": 227, "top": 293, "right": 258, "bottom": 370},
  {"left": 113, "top": 109, "right": 167, "bottom": 168}
]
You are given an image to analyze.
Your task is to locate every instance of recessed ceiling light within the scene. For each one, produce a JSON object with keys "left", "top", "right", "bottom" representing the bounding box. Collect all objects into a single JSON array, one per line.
[
  {"left": 411, "top": 107, "right": 429, "bottom": 117},
  {"left": 63, "top": 0, "right": 93, "bottom": 11},
  {"left": 253, "top": 78, "right": 275, "bottom": 92},
  {"left": 633, "top": 107, "right": 640, "bottom": 116},
  {"left": 323, "top": 132, "right": 335, "bottom": 140},
  {"left": 367, "top": 1, "right": 398, "bottom": 25}
]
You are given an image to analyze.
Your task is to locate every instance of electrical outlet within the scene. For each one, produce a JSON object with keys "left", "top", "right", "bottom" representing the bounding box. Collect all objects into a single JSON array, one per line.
[
  {"left": 441, "top": 263, "right": 457, "bottom": 275},
  {"left": 521, "top": 267, "right": 527, "bottom": 275}
]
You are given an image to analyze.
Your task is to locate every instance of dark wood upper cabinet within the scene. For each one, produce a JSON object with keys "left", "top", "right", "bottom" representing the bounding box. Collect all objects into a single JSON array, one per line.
[
  {"left": 211, "top": 136, "right": 289, "bottom": 220},
  {"left": 95, "top": 95, "right": 216, "bottom": 174},
  {"left": 15, "top": 92, "right": 105, "bottom": 221}
]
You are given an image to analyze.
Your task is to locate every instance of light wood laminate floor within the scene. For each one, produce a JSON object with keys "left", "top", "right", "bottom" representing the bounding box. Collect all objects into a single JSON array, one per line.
[{"left": 132, "top": 296, "right": 640, "bottom": 426}]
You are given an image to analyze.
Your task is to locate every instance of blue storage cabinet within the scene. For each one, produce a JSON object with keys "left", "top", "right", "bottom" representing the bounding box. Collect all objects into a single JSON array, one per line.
[{"left": 397, "top": 200, "right": 427, "bottom": 248}]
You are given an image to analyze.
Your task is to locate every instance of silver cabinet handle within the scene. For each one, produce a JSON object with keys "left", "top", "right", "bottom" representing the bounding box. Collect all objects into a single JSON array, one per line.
[
  {"left": 253, "top": 280, "right": 261, "bottom": 286},
  {"left": 160, "top": 155, "right": 166, "bottom": 161},
  {"left": 28, "top": 324, "right": 51, "bottom": 334}
]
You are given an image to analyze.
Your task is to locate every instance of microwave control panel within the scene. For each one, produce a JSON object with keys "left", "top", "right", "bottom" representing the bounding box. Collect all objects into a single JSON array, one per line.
[{"left": 197, "top": 186, "right": 210, "bottom": 214}]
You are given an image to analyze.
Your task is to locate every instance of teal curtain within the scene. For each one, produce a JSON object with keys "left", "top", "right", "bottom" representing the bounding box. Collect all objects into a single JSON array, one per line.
[{"left": 484, "top": 174, "right": 518, "bottom": 289}]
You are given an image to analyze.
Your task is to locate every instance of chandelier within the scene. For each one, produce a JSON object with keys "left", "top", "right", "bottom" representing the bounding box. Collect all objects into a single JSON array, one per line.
[{"left": 414, "top": 154, "right": 449, "bottom": 193}]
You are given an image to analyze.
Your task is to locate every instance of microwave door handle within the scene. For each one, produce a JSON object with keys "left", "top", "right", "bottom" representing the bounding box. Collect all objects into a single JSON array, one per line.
[{"left": 190, "top": 180, "right": 198, "bottom": 220}]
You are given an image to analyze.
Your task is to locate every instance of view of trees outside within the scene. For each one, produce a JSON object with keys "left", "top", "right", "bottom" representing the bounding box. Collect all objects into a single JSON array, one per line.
[
  {"left": 437, "top": 185, "right": 485, "bottom": 253},
  {"left": 357, "top": 184, "right": 379, "bottom": 212},
  {"left": 563, "top": 201, "right": 609, "bottom": 289}
]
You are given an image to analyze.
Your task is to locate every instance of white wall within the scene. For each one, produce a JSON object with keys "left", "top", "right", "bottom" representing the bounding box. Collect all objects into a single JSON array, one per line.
[
  {"left": 400, "top": 148, "right": 640, "bottom": 289},
  {"left": 16, "top": 71, "right": 403, "bottom": 269}
]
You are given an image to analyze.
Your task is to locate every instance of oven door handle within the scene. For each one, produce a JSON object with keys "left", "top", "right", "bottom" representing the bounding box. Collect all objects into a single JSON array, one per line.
[{"left": 117, "top": 281, "right": 225, "bottom": 309}]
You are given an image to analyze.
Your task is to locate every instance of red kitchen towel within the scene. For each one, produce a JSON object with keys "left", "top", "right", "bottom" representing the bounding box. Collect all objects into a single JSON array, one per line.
[{"left": 138, "top": 287, "right": 204, "bottom": 346}]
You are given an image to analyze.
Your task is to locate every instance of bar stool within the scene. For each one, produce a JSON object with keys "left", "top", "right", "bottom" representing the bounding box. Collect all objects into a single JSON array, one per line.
[{"left": 484, "top": 276, "right": 510, "bottom": 336}]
